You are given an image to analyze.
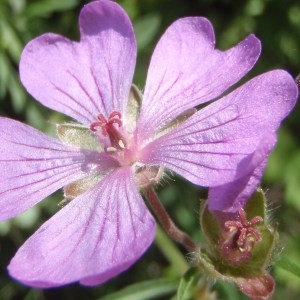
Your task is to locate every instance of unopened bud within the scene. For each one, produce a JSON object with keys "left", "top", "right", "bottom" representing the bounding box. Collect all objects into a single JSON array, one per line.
[{"left": 197, "top": 189, "right": 278, "bottom": 300}]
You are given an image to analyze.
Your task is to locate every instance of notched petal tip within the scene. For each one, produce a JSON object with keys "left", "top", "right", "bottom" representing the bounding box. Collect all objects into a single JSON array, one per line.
[
  {"left": 172, "top": 16, "right": 216, "bottom": 46},
  {"left": 242, "top": 33, "right": 261, "bottom": 51},
  {"left": 19, "top": 0, "right": 137, "bottom": 124},
  {"left": 139, "top": 16, "right": 263, "bottom": 140},
  {"left": 79, "top": 0, "right": 134, "bottom": 39}
]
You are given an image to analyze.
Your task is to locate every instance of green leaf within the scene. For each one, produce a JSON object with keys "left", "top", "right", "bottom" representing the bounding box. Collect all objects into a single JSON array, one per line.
[
  {"left": 0, "top": 52, "right": 9, "bottom": 98},
  {"left": 216, "top": 281, "right": 240, "bottom": 300},
  {"left": 120, "top": 0, "right": 139, "bottom": 19},
  {"left": 155, "top": 226, "right": 189, "bottom": 276},
  {"left": 276, "top": 256, "right": 300, "bottom": 278},
  {"left": 0, "top": 12, "right": 23, "bottom": 61},
  {"left": 6, "top": 62, "right": 27, "bottom": 113},
  {"left": 22, "top": 0, "right": 79, "bottom": 18},
  {"left": 284, "top": 151, "right": 300, "bottom": 210},
  {"left": 134, "top": 14, "right": 161, "bottom": 51},
  {"left": 176, "top": 267, "right": 201, "bottom": 300},
  {"left": 265, "top": 128, "right": 298, "bottom": 183},
  {"left": 100, "top": 278, "right": 178, "bottom": 300}
]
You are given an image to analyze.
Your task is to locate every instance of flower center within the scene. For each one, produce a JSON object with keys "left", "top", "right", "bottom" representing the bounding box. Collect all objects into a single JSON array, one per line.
[
  {"left": 89, "top": 109, "right": 164, "bottom": 187},
  {"left": 219, "top": 208, "right": 263, "bottom": 265},
  {"left": 90, "top": 111, "right": 126, "bottom": 151},
  {"left": 224, "top": 209, "right": 263, "bottom": 252}
]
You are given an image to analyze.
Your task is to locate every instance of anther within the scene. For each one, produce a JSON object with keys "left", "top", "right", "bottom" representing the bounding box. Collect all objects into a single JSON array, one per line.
[
  {"left": 106, "top": 146, "right": 117, "bottom": 153},
  {"left": 118, "top": 140, "right": 125, "bottom": 149}
]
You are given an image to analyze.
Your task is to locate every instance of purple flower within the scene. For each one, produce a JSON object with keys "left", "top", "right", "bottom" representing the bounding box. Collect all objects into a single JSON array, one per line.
[{"left": 0, "top": 0, "right": 297, "bottom": 288}]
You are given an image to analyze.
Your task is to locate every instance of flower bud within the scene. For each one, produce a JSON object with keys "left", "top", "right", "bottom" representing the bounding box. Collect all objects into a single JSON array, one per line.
[{"left": 197, "top": 188, "right": 278, "bottom": 299}]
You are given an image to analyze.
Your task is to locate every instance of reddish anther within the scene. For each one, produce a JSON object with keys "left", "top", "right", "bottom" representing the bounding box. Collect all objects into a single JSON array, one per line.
[
  {"left": 90, "top": 111, "right": 122, "bottom": 136},
  {"left": 224, "top": 209, "right": 263, "bottom": 251}
]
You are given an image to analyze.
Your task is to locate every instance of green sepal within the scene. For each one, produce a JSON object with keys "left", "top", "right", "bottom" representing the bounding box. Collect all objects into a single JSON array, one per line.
[
  {"left": 125, "top": 84, "right": 142, "bottom": 133},
  {"left": 200, "top": 199, "right": 220, "bottom": 246},
  {"left": 244, "top": 187, "right": 266, "bottom": 220},
  {"left": 56, "top": 123, "right": 101, "bottom": 150}
]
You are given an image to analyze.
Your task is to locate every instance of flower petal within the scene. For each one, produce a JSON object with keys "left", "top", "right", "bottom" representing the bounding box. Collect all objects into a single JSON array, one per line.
[
  {"left": 8, "top": 167, "right": 156, "bottom": 287},
  {"left": 140, "top": 70, "right": 298, "bottom": 186},
  {"left": 0, "top": 118, "right": 115, "bottom": 221},
  {"left": 208, "top": 157, "right": 267, "bottom": 213},
  {"left": 19, "top": 0, "right": 136, "bottom": 124},
  {"left": 137, "top": 17, "right": 261, "bottom": 138}
]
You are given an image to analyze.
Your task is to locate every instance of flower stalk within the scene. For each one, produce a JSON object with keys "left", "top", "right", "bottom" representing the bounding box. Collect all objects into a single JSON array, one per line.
[{"left": 144, "top": 186, "right": 199, "bottom": 252}]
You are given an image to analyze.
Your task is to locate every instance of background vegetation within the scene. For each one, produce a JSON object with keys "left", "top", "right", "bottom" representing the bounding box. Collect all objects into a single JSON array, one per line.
[{"left": 0, "top": 0, "right": 300, "bottom": 299}]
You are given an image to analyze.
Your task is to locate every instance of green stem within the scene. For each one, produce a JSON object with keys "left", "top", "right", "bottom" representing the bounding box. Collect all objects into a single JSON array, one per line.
[{"left": 156, "top": 225, "right": 189, "bottom": 275}]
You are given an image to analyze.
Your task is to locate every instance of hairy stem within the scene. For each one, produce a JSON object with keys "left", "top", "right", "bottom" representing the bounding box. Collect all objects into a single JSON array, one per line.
[{"left": 144, "top": 186, "right": 199, "bottom": 252}]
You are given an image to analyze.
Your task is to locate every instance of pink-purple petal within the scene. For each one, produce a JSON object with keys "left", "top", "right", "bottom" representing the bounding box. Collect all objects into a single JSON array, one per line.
[
  {"left": 0, "top": 118, "right": 114, "bottom": 221},
  {"left": 137, "top": 17, "right": 261, "bottom": 138},
  {"left": 208, "top": 156, "right": 268, "bottom": 213},
  {"left": 140, "top": 70, "right": 298, "bottom": 186},
  {"left": 8, "top": 167, "right": 156, "bottom": 288},
  {"left": 19, "top": 0, "right": 136, "bottom": 125}
]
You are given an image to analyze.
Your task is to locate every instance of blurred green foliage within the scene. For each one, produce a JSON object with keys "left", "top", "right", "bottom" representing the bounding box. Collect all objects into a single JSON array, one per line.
[{"left": 0, "top": 0, "right": 300, "bottom": 299}]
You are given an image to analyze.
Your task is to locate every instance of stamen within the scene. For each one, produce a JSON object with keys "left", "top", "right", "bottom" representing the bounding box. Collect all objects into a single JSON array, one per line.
[
  {"left": 90, "top": 112, "right": 122, "bottom": 133},
  {"left": 224, "top": 209, "right": 263, "bottom": 252},
  {"left": 90, "top": 111, "right": 126, "bottom": 150},
  {"left": 220, "top": 209, "right": 263, "bottom": 264}
]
